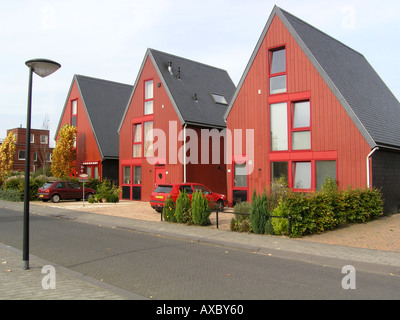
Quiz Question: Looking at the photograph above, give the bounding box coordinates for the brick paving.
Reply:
[0,244,130,300]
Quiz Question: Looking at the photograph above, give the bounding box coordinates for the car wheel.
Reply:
[216,200,224,212]
[86,193,94,200]
[51,194,61,203]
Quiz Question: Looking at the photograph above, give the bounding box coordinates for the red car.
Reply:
[150,183,227,212]
[37,181,96,203]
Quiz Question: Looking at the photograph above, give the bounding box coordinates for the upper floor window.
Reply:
[71,100,78,127]
[270,99,311,152]
[144,80,154,115]
[291,101,311,150]
[269,47,287,95]
[30,134,34,143]
[40,135,48,145]
[133,123,142,158]
[18,150,25,160]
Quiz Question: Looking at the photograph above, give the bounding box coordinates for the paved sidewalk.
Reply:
[0,243,145,300]
[1,200,400,299]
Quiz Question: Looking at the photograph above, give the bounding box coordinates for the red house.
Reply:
[118,49,236,201]
[224,6,400,214]
[55,75,132,182]
[4,127,53,173]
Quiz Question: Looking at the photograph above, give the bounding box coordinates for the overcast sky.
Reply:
[1,0,399,145]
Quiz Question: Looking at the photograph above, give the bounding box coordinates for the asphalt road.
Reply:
[0,207,399,300]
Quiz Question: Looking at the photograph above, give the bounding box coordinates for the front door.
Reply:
[155,166,166,186]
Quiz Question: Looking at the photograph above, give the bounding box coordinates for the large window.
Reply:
[293,162,312,190]
[270,103,288,151]
[270,100,311,152]
[269,47,287,95]
[133,166,141,185]
[123,166,131,184]
[270,160,337,191]
[143,121,153,157]
[271,162,288,183]
[316,160,336,190]
[292,101,311,150]
[133,123,142,158]
[71,100,77,127]
[144,80,154,115]
[133,121,153,158]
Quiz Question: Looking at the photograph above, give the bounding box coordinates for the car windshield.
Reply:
[41,182,53,189]
[154,185,173,193]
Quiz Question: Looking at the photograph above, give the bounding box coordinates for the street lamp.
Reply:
[23,59,61,270]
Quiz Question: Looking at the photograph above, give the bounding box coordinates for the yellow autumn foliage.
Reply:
[50,124,77,178]
[0,132,16,185]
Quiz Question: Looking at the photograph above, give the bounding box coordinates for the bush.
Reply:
[271,200,290,235]
[4,175,48,201]
[3,175,24,191]
[270,179,384,237]
[95,179,120,203]
[191,191,211,226]
[175,190,192,224]
[270,176,289,210]
[230,201,251,232]
[163,196,176,222]
[250,190,270,234]
[0,189,22,202]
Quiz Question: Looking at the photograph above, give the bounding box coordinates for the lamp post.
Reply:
[23,59,61,270]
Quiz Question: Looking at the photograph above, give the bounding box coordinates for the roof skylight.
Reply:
[211,93,228,105]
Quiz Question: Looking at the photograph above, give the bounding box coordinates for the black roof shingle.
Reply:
[225,6,400,149]
[56,75,133,159]
[119,49,236,131]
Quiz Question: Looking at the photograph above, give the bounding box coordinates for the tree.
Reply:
[51,124,77,178]
[0,131,16,185]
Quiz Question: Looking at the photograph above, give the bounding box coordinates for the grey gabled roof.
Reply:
[225,6,400,149]
[119,49,236,132]
[56,75,133,159]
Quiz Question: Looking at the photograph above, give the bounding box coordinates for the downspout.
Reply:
[183,124,187,183]
[367,147,379,189]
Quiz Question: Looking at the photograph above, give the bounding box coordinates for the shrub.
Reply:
[271,200,290,235]
[250,190,270,234]
[269,176,289,210]
[230,201,251,232]
[175,190,192,224]
[163,196,176,222]
[0,189,21,202]
[270,178,384,237]
[95,179,120,203]
[337,187,383,223]
[3,175,24,191]
[191,191,211,226]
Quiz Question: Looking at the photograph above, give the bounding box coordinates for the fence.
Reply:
[215,209,292,236]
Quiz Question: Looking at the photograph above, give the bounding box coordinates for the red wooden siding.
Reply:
[119,56,184,201]
[119,55,228,201]
[57,80,102,177]
[226,14,371,204]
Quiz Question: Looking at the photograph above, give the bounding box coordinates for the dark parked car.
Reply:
[37,181,96,203]
[150,182,227,212]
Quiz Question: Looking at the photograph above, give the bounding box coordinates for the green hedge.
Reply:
[271,182,383,237]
